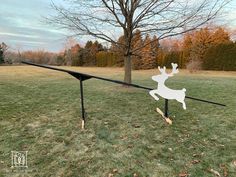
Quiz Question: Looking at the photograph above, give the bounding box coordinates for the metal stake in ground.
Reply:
[79,77,85,129]
[165,99,168,117]
[156,99,172,125]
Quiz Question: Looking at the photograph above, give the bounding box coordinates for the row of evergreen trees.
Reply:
[57,27,235,70]
[57,41,106,66]
[160,27,236,71]
[57,31,160,69]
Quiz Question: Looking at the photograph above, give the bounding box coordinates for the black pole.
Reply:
[164,99,168,117]
[79,78,85,123]
[22,61,226,107]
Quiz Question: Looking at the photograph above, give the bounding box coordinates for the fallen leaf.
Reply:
[191,160,200,164]
[132,124,140,128]
[192,154,202,157]
[120,136,128,140]
[112,169,118,173]
[218,144,225,147]
[179,172,188,177]
[112,145,118,149]
[207,169,221,177]
[233,160,236,167]
[108,173,113,177]
[220,164,228,177]
[133,134,139,139]
[127,144,133,148]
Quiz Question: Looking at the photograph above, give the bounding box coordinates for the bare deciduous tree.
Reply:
[49,0,230,84]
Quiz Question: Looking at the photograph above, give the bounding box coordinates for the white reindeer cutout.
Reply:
[149,63,186,110]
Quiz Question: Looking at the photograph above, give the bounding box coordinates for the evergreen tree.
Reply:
[110,36,125,66]
[84,40,104,66]
[151,35,159,65]
[85,41,93,49]
[0,42,8,64]
[212,27,231,44]
[141,34,157,69]
[182,33,193,67]
[190,28,213,62]
[132,30,143,69]
[203,42,236,70]
[0,44,4,64]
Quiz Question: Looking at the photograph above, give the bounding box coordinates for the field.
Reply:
[0,66,236,177]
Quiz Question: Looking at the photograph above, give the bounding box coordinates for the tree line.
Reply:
[1,27,235,71]
[57,27,236,71]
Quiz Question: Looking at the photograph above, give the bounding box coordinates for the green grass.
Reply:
[0,66,236,177]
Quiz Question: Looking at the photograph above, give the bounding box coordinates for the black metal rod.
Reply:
[21,61,226,107]
[21,61,151,90]
[164,99,168,117]
[79,78,85,122]
[185,96,225,106]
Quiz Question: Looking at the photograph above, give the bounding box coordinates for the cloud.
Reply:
[0,0,67,52]
[0,32,39,39]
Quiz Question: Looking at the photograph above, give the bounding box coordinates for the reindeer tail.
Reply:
[183,88,186,92]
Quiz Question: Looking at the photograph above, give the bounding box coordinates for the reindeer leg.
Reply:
[179,100,186,110]
[177,98,187,110]
[149,90,159,101]
[182,101,186,110]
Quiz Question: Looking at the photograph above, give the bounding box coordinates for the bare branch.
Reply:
[47,0,231,83]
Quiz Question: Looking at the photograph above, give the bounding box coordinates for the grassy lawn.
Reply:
[0,66,236,177]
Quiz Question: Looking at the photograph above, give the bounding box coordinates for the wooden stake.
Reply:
[81,120,85,130]
[156,107,172,125]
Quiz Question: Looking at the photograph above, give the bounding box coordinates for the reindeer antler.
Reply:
[168,63,179,76]
[158,66,166,74]
[158,63,178,76]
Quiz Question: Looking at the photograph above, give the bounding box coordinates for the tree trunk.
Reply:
[124,54,132,84]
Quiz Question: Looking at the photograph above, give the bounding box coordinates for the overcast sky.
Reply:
[0,0,236,52]
[0,0,69,52]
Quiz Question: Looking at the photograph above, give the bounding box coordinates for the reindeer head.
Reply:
[152,63,179,83]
